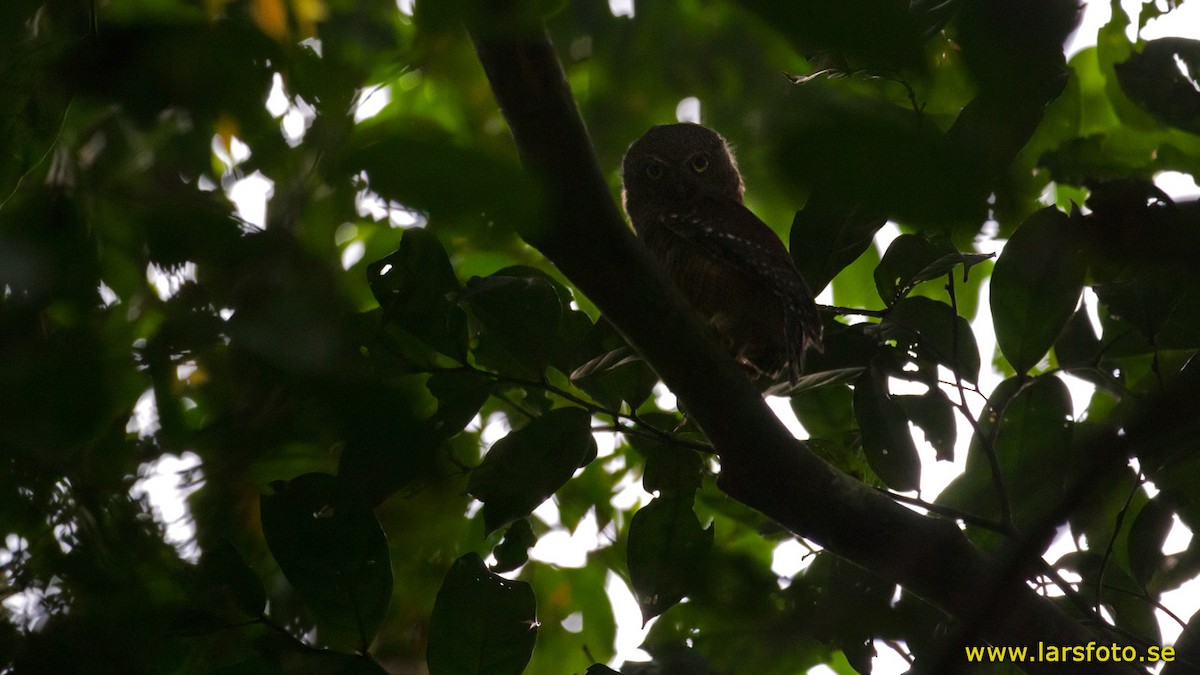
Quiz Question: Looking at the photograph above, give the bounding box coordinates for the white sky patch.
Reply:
[227,171,274,229]
[561,610,584,633]
[130,452,204,562]
[300,37,322,57]
[1156,171,1200,200]
[146,262,197,301]
[608,0,634,18]
[766,395,806,438]
[770,538,814,579]
[606,571,652,666]
[97,281,119,307]
[1163,515,1193,556]
[529,509,603,568]
[1067,0,1144,56]
[651,382,677,410]
[480,414,511,448]
[266,73,316,146]
[211,134,252,171]
[396,0,414,16]
[281,99,316,146]
[354,85,392,123]
[610,464,653,512]
[872,220,902,254]
[266,73,289,117]
[354,185,428,228]
[1,557,60,633]
[341,240,366,270]
[1141,1,1200,41]
[675,96,701,123]
[1160,573,1200,646]
[127,388,161,438]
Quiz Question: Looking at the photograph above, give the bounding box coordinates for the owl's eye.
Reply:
[690,154,710,173]
[645,162,664,179]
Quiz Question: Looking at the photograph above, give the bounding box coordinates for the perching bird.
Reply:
[621,123,823,383]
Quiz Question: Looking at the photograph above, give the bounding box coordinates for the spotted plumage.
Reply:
[621,123,822,383]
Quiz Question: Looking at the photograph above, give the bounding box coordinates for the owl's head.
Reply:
[621,123,745,222]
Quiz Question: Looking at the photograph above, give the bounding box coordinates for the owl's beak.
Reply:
[675,176,697,201]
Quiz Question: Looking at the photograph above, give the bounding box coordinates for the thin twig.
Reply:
[946,271,1014,531]
[819,304,887,319]
[878,488,1009,533]
[426,364,715,455]
[1094,469,1144,616]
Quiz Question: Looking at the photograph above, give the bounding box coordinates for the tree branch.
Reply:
[465,9,1144,673]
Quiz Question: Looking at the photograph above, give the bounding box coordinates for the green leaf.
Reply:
[259,473,392,650]
[569,344,657,410]
[1053,306,1102,370]
[367,229,468,363]
[881,296,981,384]
[467,407,595,534]
[853,366,921,492]
[427,553,537,675]
[463,274,563,378]
[940,376,1074,532]
[790,193,886,294]
[790,383,855,441]
[491,518,536,574]
[896,391,957,462]
[627,496,714,622]
[1114,38,1200,135]
[198,538,267,618]
[991,207,1086,373]
[874,234,994,306]
[333,382,442,507]
[1055,551,1161,644]
[634,437,704,498]
[1127,497,1173,587]
[427,369,492,437]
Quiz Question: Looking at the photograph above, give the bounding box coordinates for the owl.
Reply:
[621,123,822,383]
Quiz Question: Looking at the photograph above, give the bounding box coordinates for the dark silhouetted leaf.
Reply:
[427,369,493,437]
[633,436,704,499]
[367,229,468,363]
[875,234,994,306]
[260,473,392,650]
[940,376,1075,532]
[881,296,981,384]
[467,407,595,534]
[1053,306,1102,369]
[1115,38,1200,135]
[790,383,854,441]
[492,518,536,574]
[1128,497,1173,587]
[853,365,921,492]
[628,496,713,622]
[427,553,537,675]
[991,207,1086,373]
[463,274,563,378]
[896,391,957,462]
[790,194,886,294]
[198,538,266,618]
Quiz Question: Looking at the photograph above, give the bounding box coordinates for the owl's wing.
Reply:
[662,200,823,380]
